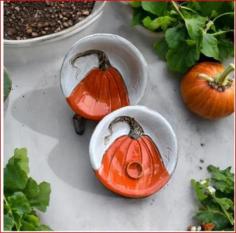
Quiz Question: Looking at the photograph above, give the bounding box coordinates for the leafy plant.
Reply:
[191,165,234,231]
[4,148,52,231]
[130,1,234,73]
[4,69,12,101]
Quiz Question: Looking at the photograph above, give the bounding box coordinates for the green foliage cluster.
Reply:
[191,165,234,231]
[4,148,52,231]
[131,1,234,73]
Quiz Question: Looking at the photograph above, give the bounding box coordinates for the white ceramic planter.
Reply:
[4,2,106,66]
[60,33,148,109]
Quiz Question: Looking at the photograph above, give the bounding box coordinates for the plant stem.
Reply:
[212,12,234,23]
[108,116,144,140]
[211,30,234,36]
[171,1,185,21]
[216,63,235,85]
[179,5,198,14]
[204,20,214,33]
[4,195,17,230]
[70,49,111,70]
[198,73,214,82]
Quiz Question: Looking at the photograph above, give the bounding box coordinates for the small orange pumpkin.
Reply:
[181,62,234,119]
[67,50,129,121]
[96,116,170,198]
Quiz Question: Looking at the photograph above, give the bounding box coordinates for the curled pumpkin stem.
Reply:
[107,116,144,140]
[70,49,111,70]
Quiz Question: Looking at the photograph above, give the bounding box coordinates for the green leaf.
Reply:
[142,16,176,31]
[207,165,234,194]
[141,2,169,16]
[21,214,41,231]
[37,224,53,231]
[9,148,29,174]
[166,41,199,73]
[215,197,233,211]
[129,1,141,8]
[195,209,229,230]
[200,32,219,60]
[7,192,31,217]
[184,15,207,40]
[191,179,208,202]
[4,214,15,231]
[154,39,169,60]
[29,182,51,212]
[4,69,12,101]
[24,177,40,199]
[218,39,234,61]
[165,25,186,48]
[4,148,29,191]
[4,165,28,192]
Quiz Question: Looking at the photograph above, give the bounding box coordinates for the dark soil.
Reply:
[4,1,95,40]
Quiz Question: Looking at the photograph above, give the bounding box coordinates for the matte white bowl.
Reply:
[89,106,178,177]
[60,33,148,107]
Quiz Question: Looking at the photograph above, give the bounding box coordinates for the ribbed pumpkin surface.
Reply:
[96,135,170,198]
[67,67,129,121]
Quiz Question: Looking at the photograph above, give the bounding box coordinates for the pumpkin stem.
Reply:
[216,63,235,86]
[108,116,144,140]
[70,49,111,70]
[198,73,214,82]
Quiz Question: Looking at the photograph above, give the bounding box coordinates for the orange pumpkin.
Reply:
[67,50,129,121]
[181,62,234,119]
[96,116,170,198]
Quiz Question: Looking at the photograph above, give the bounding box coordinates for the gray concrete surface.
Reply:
[4,3,234,231]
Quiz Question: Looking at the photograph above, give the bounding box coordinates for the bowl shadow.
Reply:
[11,86,115,197]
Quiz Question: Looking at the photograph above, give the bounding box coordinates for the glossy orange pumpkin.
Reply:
[67,50,129,121]
[96,116,170,198]
[181,62,234,119]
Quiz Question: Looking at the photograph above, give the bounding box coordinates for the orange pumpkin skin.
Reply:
[67,50,129,121]
[181,62,234,120]
[96,117,170,198]
[67,67,129,121]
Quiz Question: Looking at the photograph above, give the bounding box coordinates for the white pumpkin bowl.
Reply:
[89,106,178,178]
[60,33,148,105]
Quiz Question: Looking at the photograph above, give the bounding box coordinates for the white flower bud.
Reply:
[200,179,207,185]
[207,186,216,194]
[197,226,202,231]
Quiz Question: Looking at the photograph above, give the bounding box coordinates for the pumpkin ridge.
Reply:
[107,137,130,175]
[121,139,134,175]
[74,71,101,116]
[105,73,112,113]
[90,71,104,116]
[199,89,219,117]
[139,137,155,178]
[110,68,129,106]
[101,136,126,177]
[96,72,106,113]
[184,85,210,107]
[106,69,122,108]
[143,136,166,168]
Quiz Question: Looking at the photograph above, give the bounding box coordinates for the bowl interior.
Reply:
[60,34,148,105]
[89,106,178,176]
